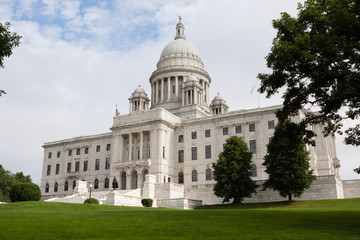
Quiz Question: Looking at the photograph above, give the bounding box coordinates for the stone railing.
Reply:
[114,159,151,169]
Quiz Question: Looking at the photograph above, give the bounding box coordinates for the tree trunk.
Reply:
[288,194,292,201]
[233,198,241,204]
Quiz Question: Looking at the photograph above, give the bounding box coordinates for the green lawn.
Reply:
[0,199,360,240]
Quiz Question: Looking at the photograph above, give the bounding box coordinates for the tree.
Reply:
[0,22,22,97]
[262,118,316,201]
[258,0,360,147]
[212,136,257,204]
[10,183,41,202]
[0,165,32,202]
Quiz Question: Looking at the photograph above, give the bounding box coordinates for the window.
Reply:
[83,160,88,172]
[45,183,49,193]
[105,157,110,169]
[47,165,51,175]
[178,150,184,163]
[223,143,226,151]
[223,127,229,135]
[96,145,101,152]
[172,85,175,93]
[179,85,182,93]
[192,170,198,182]
[249,123,255,132]
[75,161,80,172]
[95,159,100,170]
[84,147,89,154]
[235,125,242,134]
[72,181,76,189]
[48,152,52,159]
[64,181,68,191]
[54,182,58,192]
[68,149,72,156]
[191,147,197,160]
[206,169,212,181]
[121,171,126,190]
[163,146,165,158]
[76,148,80,155]
[249,140,256,153]
[67,162,71,173]
[191,131,197,139]
[205,129,211,138]
[106,144,111,151]
[94,179,99,189]
[268,120,275,129]
[178,172,184,184]
[251,164,257,177]
[57,151,61,158]
[104,178,109,188]
[205,145,211,159]
[131,171,138,189]
[178,135,184,143]
[55,164,60,175]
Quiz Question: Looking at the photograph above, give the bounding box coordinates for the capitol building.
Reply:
[40,20,360,208]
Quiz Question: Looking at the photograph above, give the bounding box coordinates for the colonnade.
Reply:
[129,99,149,112]
[113,131,151,162]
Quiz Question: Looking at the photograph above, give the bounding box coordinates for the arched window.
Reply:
[94,179,99,189]
[64,181,68,191]
[131,170,138,189]
[54,182,58,192]
[72,180,76,189]
[121,171,126,190]
[251,164,257,177]
[45,183,49,193]
[206,169,212,181]
[142,169,148,183]
[192,170,197,182]
[178,172,184,184]
[104,178,109,188]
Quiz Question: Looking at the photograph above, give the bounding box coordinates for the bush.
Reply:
[10,183,41,202]
[141,198,153,207]
[84,198,99,204]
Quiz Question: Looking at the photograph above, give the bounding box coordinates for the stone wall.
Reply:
[343,179,360,198]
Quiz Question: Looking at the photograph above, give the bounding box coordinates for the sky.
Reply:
[0,0,359,185]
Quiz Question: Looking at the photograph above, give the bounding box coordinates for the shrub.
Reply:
[10,183,41,202]
[84,198,99,204]
[141,198,153,207]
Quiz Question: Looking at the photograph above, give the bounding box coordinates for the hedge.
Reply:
[10,183,41,202]
[141,198,153,207]
[84,198,99,204]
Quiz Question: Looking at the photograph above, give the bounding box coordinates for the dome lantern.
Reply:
[175,16,185,40]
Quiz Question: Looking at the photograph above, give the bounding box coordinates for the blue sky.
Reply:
[0,0,359,184]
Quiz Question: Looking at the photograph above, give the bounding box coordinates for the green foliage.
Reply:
[258,0,360,147]
[0,165,32,202]
[141,198,153,207]
[10,183,41,202]
[263,119,316,201]
[212,136,257,203]
[84,198,99,204]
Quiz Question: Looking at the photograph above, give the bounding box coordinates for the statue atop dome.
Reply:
[178,15,182,23]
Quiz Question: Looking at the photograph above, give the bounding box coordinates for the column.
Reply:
[194,90,197,105]
[155,80,159,103]
[151,83,154,105]
[182,87,185,105]
[206,83,209,104]
[126,172,131,190]
[175,76,179,99]
[190,90,192,105]
[118,135,124,162]
[128,133,133,161]
[161,78,164,101]
[167,77,171,100]
[129,102,131,113]
[140,131,143,160]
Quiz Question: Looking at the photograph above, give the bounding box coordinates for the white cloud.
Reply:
[59,0,81,20]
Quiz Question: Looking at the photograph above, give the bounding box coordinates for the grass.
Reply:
[0,199,359,239]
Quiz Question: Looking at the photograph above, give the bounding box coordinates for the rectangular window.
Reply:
[178,135,184,143]
[163,146,165,158]
[223,127,229,135]
[235,125,242,134]
[96,145,101,152]
[47,165,51,175]
[205,145,211,159]
[76,148,80,155]
[48,152,52,159]
[55,164,60,175]
[191,147,197,160]
[68,149,72,156]
[205,129,211,138]
[84,147,89,154]
[95,159,100,170]
[249,123,255,132]
[172,85,175,93]
[249,140,256,153]
[57,151,61,158]
[83,160,88,172]
[105,157,110,169]
[191,131,197,139]
[268,120,275,129]
[67,162,71,173]
[106,144,111,151]
[178,150,184,163]
[223,143,226,151]
[75,161,80,172]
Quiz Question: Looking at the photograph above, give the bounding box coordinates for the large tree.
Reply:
[258,0,360,148]
[0,22,22,97]
[262,119,316,201]
[212,136,258,204]
[0,165,32,202]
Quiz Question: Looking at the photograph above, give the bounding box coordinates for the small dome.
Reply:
[134,85,145,94]
[213,92,225,101]
[129,85,149,100]
[211,93,228,106]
